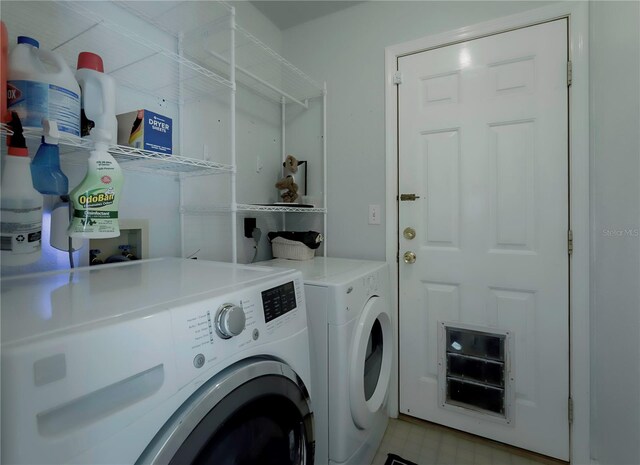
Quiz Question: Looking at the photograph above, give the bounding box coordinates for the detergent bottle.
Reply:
[75,52,117,143]
[8,36,81,137]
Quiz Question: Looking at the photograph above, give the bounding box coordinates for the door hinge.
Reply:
[567,61,573,87]
[393,71,403,85]
[396,251,399,263]
[568,397,574,424]
[568,229,574,256]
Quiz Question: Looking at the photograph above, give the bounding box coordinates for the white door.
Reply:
[398,20,569,459]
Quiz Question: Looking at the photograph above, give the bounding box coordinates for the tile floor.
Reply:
[371,417,566,465]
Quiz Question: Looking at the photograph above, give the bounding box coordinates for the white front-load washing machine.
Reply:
[262,258,393,465]
[1,258,314,465]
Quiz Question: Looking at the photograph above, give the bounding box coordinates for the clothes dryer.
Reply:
[262,258,393,465]
[1,258,314,465]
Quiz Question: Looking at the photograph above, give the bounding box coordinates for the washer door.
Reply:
[137,358,314,465]
[349,295,393,429]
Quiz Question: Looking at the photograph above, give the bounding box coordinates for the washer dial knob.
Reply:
[215,303,246,339]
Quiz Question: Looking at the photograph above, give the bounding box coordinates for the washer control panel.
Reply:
[170,274,305,386]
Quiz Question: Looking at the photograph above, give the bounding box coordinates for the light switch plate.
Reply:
[369,205,381,225]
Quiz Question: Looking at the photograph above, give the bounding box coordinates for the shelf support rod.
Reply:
[323,82,327,257]
[230,8,238,263]
[282,96,287,231]
[203,48,309,109]
[178,33,186,258]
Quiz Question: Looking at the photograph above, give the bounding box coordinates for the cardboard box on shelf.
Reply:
[117,109,172,154]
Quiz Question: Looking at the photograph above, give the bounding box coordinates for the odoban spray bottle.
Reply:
[68,51,122,239]
[68,129,122,238]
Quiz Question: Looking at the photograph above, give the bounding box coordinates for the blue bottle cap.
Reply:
[17,36,39,48]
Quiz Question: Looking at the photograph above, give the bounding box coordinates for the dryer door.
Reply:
[137,359,314,465]
[349,295,393,429]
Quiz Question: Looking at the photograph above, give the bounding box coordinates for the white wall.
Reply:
[282,1,640,462]
[283,1,550,260]
[589,2,640,464]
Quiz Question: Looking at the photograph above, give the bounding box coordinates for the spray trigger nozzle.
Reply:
[42,119,60,145]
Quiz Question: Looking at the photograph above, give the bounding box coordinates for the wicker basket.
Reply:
[271,236,315,260]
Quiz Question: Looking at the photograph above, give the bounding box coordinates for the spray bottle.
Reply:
[67,132,123,239]
[1,112,43,265]
[68,52,122,239]
[31,119,68,195]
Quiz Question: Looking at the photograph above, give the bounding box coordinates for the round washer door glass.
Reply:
[138,360,314,465]
[349,295,393,429]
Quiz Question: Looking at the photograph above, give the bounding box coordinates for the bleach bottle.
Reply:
[7,36,81,137]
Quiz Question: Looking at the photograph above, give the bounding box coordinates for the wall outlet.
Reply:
[369,205,381,225]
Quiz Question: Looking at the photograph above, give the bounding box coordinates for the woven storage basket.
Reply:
[271,236,315,260]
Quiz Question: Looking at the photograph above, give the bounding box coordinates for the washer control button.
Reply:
[253,328,260,340]
[193,353,205,369]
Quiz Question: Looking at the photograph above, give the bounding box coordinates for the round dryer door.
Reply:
[138,359,314,465]
[349,295,393,429]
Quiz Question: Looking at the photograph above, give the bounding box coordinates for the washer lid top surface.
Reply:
[262,257,386,287]
[1,258,295,346]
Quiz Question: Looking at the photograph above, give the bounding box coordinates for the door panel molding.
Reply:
[385,3,589,463]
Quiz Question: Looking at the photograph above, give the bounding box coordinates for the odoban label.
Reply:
[77,187,116,209]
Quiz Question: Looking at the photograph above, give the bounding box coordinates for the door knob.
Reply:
[403,251,416,264]
[403,227,416,240]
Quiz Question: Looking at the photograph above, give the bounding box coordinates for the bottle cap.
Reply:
[17,36,39,48]
[8,146,28,157]
[77,52,104,73]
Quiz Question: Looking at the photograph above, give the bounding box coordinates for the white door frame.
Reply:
[384,3,589,463]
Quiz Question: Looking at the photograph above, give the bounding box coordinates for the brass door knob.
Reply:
[403,251,417,264]
[403,227,416,240]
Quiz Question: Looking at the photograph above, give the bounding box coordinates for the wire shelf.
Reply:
[1,125,233,177]
[237,204,326,213]
[180,205,326,214]
[117,0,323,106]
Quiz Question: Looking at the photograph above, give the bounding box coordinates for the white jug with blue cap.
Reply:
[7,35,81,137]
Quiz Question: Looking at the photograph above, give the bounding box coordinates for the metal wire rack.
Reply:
[1,124,233,177]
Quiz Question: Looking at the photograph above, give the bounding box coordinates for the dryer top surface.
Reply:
[260,257,387,287]
[1,258,297,346]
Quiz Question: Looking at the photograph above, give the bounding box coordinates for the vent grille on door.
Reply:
[439,324,513,423]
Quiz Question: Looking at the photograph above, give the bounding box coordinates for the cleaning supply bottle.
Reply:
[1,22,9,123]
[1,112,43,265]
[8,36,81,137]
[31,119,69,195]
[75,52,117,143]
[68,51,122,239]
[67,138,123,239]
